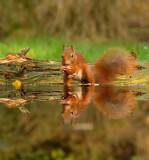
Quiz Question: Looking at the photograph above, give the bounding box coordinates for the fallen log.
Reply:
[0,48,63,84]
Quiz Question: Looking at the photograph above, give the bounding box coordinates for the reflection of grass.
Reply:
[0,36,148,61]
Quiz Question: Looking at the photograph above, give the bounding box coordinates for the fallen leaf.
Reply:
[12,80,22,89]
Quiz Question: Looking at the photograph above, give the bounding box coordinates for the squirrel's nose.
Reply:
[64,60,71,65]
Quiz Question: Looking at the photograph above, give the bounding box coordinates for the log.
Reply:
[0,48,63,84]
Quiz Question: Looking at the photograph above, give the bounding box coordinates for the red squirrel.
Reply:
[61,45,137,85]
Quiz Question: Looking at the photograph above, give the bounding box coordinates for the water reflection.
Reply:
[93,86,137,119]
[0,83,148,122]
[61,85,94,124]
[61,85,147,122]
[0,84,63,113]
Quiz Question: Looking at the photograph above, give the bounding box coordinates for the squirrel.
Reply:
[61,45,137,85]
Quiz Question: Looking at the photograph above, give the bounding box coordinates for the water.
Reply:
[0,83,149,159]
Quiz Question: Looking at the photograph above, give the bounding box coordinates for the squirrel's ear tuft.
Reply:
[62,44,65,51]
[71,44,74,52]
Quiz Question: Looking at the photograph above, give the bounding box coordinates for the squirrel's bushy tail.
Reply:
[94,48,137,83]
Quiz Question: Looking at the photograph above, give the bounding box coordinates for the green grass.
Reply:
[0,36,149,61]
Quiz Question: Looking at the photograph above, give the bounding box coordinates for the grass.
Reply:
[0,36,149,62]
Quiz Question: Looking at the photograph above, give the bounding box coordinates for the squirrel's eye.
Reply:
[62,55,63,58]
[71,112,73,115]
[71,54,74,58]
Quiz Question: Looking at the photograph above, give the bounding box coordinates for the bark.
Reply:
[0,48,62,84]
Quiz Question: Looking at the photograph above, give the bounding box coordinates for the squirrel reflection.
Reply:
[93,86,137,119]
[61,85,94,124]
[61,85,140,123]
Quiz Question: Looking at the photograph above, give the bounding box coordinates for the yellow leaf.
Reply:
[12,80,22,89]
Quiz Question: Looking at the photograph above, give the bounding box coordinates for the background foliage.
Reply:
[0,0,149,41]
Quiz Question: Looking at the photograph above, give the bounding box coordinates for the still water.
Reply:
[0,83,149,159]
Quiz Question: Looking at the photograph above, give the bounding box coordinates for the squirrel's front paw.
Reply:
[65,65,72,71]
[61,65,66,72]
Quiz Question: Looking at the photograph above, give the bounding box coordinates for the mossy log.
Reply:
[0,48,62,84]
